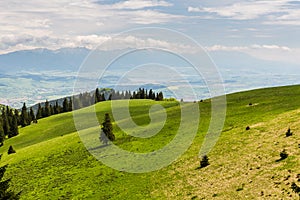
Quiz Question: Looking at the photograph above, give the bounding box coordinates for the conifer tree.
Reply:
[20,103,28,127]
[68,98,73,112]
[63,98,69,113]
[101,113,115,142]
[0,154,21,199]
[44,100,50,117]
[2,110,10,136]
[26,111,31,126]
[49,105,54,116]
[95,88,101,103]
[7,145,16,154]
[0,118,4,146]
[29,108,35,123]
[54,101,60,114]
[200,155,210,168]
[36,103,42,119]
[8,115,18,138]
[14,110,20,126]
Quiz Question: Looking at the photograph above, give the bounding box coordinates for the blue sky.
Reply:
[1,0,300,66]
[1,0,300,107]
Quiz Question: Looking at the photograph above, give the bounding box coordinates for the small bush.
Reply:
[286,128,293,137]
[280,149,288,160]
[200,155,209,168]
[246,126,250,131]
[249,103,252,106]
[8,145,16,154]
[291,182,300,196]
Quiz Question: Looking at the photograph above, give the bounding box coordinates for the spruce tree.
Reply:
[200,155,210,168]
[54,101,59,114]
[0,118,5,146]
[2,110,10,136]
[7,146,16,154]
[26,111,31,126]
[63,98,69,113]
[68,98,73,112]
[49,105,54,116]
[36,103,42,119]
[0,155,21,199]
[8,116,18,138]
[14,110,20,126]
[95,88,101,103]
[44,100,50,117]
[101,113,115,142]
[20,103,28,127]
[29,108,36,123]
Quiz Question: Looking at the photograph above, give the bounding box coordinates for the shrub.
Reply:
[291,182,300,196]
[286,128,292,137]
[0,154,21,199]
[200,155,209,168]
[8,145,16,155]
[280,149,288,160]
[246,126,250,131]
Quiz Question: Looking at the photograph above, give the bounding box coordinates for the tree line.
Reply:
[35,88,164,120]
[0,107,19,146]
[0,88,164,146]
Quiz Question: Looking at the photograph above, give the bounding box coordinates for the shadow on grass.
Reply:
[275,157,288,162]
[88,144,110,151]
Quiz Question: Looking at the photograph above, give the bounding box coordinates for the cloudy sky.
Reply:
[1,0,300,65]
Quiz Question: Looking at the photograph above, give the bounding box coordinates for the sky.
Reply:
[1,0,300,66]
[2,0,300,108]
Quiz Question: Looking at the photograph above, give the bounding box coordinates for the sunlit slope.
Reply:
[0,85,300,199]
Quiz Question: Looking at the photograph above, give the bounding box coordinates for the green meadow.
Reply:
[1,85,300,199]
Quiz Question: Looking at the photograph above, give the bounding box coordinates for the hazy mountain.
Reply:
[0,47,90,73]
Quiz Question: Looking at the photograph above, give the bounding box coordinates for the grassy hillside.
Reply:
[1,85,300,199]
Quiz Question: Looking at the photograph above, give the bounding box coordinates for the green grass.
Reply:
[1,85,300,199]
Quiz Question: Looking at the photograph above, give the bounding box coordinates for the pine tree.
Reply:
[54,101,60,114]
[44,100,50,117]
[2,110,10,136]
[101,113,115,142]
[49,105,54,116]
[68,98,73,112]
[280,149,288,160]
[63,98,69,113]
[156,92,164,101]
[286,128,292,137]
[20,103,28,127]
[36,103,42,119]
[200,155,210,168]
[14,110,20,126]
[29,108,35,123]
[7,146,16,154]
[95,88,101,103]
[8,115,18,138]
[26,111,31,126]
[0,118,5,146]
[0,155,21,199]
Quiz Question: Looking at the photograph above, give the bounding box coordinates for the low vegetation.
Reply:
[0,85,299,199]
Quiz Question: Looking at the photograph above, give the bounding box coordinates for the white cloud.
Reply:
[111,0,173,10]
[206,44,300,64]
[0,0,184,54]
[188,0,300,24]
[0,33,199,55]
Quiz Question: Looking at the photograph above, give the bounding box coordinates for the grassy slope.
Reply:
[0,85,300,199]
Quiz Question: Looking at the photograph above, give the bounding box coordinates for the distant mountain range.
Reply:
[1,47,299,74]
[0,47,90,73]
[1,47,300,108]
